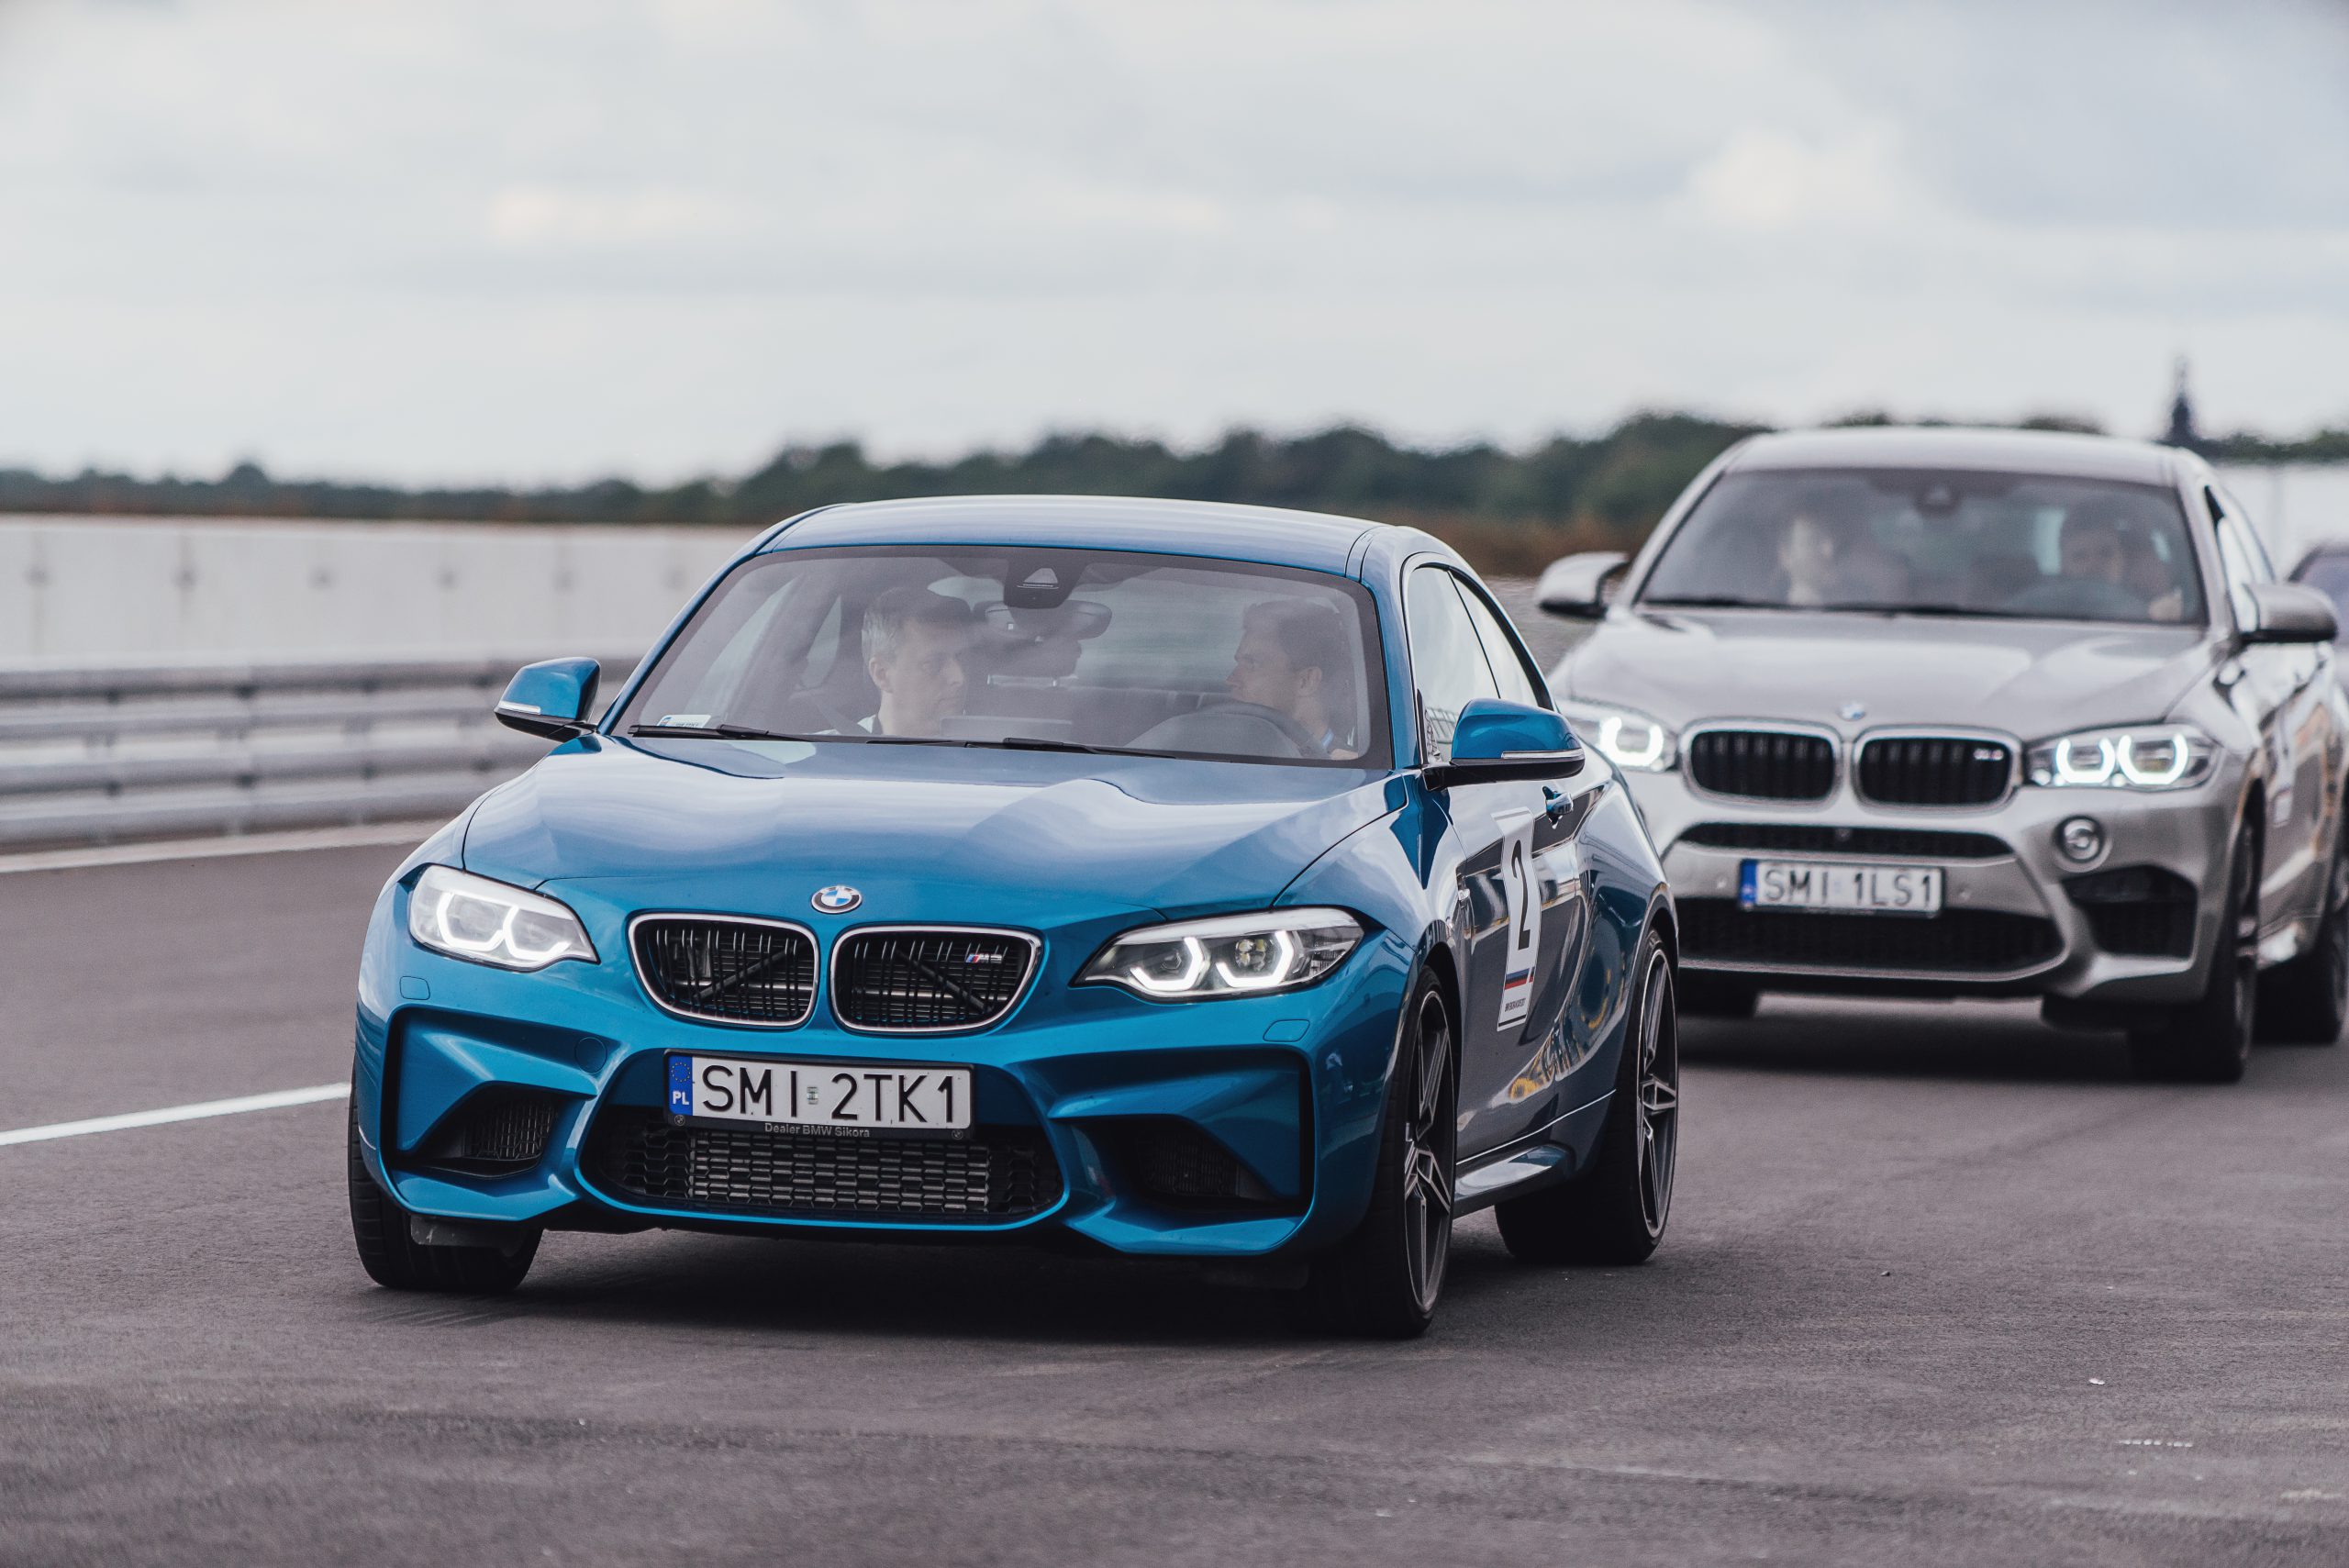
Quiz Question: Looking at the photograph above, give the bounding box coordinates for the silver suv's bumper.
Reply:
[1626,761,2241,1001]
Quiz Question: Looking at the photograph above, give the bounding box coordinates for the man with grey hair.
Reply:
[861,585,974,737]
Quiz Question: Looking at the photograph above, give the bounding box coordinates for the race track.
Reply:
[5,844,2347,1566]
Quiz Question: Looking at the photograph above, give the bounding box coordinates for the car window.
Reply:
[2209,489,2268,628]
[1405,564,1501,764]
[1453,578,1546,709]
[1639,468,2206,626]
[619,546,1389,768]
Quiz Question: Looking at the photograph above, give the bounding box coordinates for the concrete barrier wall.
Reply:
[0,517,749,663]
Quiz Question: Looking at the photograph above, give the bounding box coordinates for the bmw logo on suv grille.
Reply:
[811,884,863,914]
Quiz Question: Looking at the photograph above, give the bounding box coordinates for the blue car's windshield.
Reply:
[1641,469,2208,626]
[618,546,1391,768]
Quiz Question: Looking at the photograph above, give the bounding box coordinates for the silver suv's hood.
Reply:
[1558,609,2218,739]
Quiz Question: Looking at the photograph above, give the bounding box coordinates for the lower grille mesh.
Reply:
[590,1108,1058,1221]
[1680,898,2061,975]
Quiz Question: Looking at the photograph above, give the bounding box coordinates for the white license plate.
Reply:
[668,1054,973,1135]
[1740,859,1943,915]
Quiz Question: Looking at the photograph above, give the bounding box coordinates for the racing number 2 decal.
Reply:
[1495,808,1542,1027]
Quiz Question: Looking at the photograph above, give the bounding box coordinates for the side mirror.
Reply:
[2243,583,2339,645]
[1536,551,1629,619]
[1426,698,1585,789]
[495,657,602,740]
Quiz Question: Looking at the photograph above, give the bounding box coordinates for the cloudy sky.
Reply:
[2,0,2344,484]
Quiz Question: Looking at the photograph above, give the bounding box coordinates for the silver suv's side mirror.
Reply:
[1536,552,1629,619]
[2243,583,2339,645]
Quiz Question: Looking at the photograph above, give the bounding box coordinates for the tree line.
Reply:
[3,411,2341,573]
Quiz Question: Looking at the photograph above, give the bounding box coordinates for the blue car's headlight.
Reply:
[2024,725,2216,792]
[408,865,597,971]
[1078,908,1364,1000]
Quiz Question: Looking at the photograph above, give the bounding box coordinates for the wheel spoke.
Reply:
[1642,1075,1677,1117]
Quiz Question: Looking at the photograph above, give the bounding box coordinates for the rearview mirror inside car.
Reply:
[496,657,602,740]
[2243,583,2339,645]
[1535,551,1629,618]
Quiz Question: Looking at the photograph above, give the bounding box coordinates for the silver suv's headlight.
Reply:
[2024,726,2216,792]
[1560,702,1677,772]
[408,865,597,971]
[1077,908,1364,999]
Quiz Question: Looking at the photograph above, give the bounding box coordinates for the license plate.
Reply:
[1740,859,1943,915]
[668,1054,973,1137]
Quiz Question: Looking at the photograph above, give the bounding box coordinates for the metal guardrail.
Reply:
[0,653,633,851]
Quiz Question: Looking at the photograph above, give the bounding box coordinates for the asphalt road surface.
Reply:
[6,844,2349,1567]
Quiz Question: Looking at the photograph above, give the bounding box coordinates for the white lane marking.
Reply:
[0,822,436,876]
[0,1083,349,1148]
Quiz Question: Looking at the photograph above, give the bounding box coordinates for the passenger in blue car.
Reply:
[859,586,975,737]
[1228,598,1360,760]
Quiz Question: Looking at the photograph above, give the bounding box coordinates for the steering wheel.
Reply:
[1200,699,1319,756]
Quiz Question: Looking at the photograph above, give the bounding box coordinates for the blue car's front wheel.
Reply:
[347,1096,540,1294]
[1302,972,1456,1338]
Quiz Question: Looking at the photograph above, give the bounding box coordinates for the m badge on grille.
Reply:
[811,884,863,914]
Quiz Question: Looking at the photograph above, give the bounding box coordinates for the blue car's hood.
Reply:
[462,737,1400,924]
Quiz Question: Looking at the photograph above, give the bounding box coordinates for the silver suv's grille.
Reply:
[1854,736,2013,807]
[1686,729,1836,801]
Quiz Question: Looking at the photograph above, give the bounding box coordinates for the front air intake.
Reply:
[830,927,1038,1032]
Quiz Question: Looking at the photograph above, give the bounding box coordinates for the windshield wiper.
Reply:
[973,735,1121,755]
[627,722,808,741]
[1641,595,1770,609]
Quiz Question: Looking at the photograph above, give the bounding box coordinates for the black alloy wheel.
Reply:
[2131,821,2260,1083]
[1303,973,1456,1338]
[1497,926,1678,1264]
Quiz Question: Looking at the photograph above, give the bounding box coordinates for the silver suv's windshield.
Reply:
[618,546,1390,767]
[1639,468,2207,626]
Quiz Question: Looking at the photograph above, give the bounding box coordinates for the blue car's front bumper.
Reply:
[353,872,1416,1262]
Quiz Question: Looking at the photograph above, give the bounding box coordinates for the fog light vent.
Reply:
[2064,864,2196,958]
[422,1090,560,1173]
[1113,1120,1277,1207]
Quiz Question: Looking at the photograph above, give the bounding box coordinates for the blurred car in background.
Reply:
[2290,543,2349,648]
[1539,428,2348,1081]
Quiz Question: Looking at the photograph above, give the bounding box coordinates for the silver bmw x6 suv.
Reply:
[1542,427,2348,1081]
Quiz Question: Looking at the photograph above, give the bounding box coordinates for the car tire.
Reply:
[347,1095,540,1293]
[2256,831,2349,1046]
[2129,821,2259,1084]
[1496,926,1678,1266]
[1676,973,1758,1019]
[1301,972,1456,1339]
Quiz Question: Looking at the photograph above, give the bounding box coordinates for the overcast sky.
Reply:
[2,0,2344,484]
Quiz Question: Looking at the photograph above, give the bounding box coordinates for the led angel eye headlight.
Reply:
[1561,704,1676,772]
[1079,909,1364,1000]
[2027,727,2212,793]
[407,865,597,972]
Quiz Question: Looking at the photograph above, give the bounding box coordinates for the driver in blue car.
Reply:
[1227,598,1360,760]
[860,586,975,737]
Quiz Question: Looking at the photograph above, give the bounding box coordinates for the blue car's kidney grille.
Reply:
[591,1108,1057,1221]
[1687,730,1836,801]
[1855,736,2013,807]
[832,929,1035,1032]
[633,917,818,1027]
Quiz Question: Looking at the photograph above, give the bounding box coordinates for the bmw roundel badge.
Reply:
[811,884,863,914]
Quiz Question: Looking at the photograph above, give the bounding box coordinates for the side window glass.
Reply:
[2217,487,2276,581]
[1405,565,1501,764]
[2208,490,2259,628]
[1453,579,1547,709]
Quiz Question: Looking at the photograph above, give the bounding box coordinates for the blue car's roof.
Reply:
[762,495,1387,575]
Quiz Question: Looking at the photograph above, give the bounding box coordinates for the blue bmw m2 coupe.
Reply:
[349,497,1679,1334]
